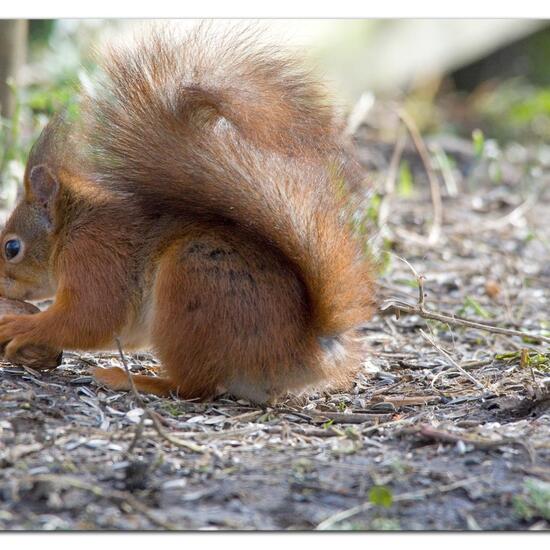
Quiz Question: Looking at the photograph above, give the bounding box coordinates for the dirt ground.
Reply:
[0,122,549,531]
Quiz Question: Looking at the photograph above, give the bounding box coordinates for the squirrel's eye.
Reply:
[5,239,22,261]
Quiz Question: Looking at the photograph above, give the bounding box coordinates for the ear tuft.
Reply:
[28,164,59,211]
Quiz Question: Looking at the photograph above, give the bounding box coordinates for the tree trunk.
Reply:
[0,20,28,120]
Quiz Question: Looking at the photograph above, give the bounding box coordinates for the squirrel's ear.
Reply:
[28,164,60,215]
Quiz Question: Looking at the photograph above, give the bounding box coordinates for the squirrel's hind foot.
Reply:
[92,366,176,397]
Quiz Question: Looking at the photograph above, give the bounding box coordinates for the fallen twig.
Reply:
[310,411,394,425]
[421,329,486,391]
[360,412,429,436]
[115,339,207,454]
[381,299,550,346]
[381,255,550,346]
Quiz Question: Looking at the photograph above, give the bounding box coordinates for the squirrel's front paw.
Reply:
[0,315,63,369]
[6,344,62,370]
[0,314,40,359]
[0,314,37,345]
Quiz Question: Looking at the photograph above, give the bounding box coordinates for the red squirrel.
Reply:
[0,25,375,403]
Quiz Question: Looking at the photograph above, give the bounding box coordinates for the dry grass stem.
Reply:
[395,107,443,246]
[116,338,207,454]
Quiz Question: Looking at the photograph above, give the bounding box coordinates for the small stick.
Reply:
[126,412,146,456]
[115,338,207,454]
[383,254,550,345]
[380,299,550,346]
[311,412,394,425]
[420,329,486,391]
[360,411,428,436]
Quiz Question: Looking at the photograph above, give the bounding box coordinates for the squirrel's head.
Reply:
[0,164,59,301]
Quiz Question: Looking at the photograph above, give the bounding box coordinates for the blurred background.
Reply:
[1,19,550,211]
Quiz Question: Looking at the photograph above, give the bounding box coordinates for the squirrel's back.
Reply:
[76,24,376,386]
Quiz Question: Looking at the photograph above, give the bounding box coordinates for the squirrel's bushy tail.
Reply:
[80,23,375,337]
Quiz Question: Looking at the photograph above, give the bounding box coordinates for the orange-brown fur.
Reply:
[0,24,375,403]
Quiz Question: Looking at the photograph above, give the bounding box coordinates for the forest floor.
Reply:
[0,112,549,531]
